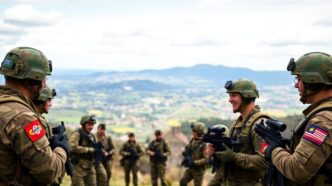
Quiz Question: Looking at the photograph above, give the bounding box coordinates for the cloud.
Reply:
[0,20,26,35]
[4,4,63,26]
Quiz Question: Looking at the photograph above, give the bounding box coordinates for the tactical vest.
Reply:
[289,101,332,185]
[228,111,270,181]
[74,129,97,160]
[149,139,168,162]
[0,95,44,185]
[188,138,206,167]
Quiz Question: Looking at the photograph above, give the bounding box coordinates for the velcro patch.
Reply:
[260,142,268,154]
[24,120,45,142]
[303,125,328,145]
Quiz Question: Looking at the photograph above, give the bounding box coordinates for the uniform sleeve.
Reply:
[234,119,269,170]
[108,136,116,155]
[272,113,332,184]
[70,131,94,154]
[146,141,153,154]
[163,141,171,157]
[194,143,210,166]
[137,144,144,157]
[11,112,66,184]
[120,143,130,156]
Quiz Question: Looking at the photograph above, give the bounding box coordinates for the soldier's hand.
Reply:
[205,143,215,156]
[87,147,95,154]
[215,144,236,163]
[263,142,279,161]
[55,134,71,157]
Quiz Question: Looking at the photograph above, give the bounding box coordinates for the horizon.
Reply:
[1,0,331,71]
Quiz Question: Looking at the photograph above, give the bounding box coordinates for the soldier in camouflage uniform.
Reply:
[206,79,269,186]
[120,133,144,186]
[206,124,229,186]
[146,130,171,186]
[34,86,56,137]
[261,52,332,185]
[70,115,107,186]
[0,47,69,185]
[179,122,210,186]
[96,123,116,185]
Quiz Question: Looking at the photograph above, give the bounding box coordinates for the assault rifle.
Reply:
[50,121,73,177]
[151,145,165,163]
[255,119,289,186]
[181,146,194,168]
[79,130,107,166]
[202,126,241,173]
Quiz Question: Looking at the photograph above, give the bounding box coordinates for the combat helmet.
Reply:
[224,79,259,98]
[287,52,332,85]
[191,122,206,135]
[0,47,52,80]
[37,86,56,102]
[80,115,97,126]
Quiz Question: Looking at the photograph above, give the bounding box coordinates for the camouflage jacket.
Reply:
[226,105,269,181]
[185,137,209,168]
[0,86,66,185]
[147,138,171,163]
[272,97,332,185]
[120,141,144,162]
[96,133,116,160]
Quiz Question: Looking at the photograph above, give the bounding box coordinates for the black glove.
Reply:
[52,134,71,157]
[264,141,280,161]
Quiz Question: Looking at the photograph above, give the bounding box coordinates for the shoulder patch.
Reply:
[303,125,328,145]
[24,120,45,142]
[260,142,268,154]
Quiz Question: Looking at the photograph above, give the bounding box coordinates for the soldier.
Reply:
[120,133,144,186]
[261,52,332,185]
[206,79,269,186]
[34,86,56,137]
[96,123,116,185]
[0,47,69,185]
[206,124,229,186]
[146,130,171,186]
[70,115,107,186]
[179,122,210,186]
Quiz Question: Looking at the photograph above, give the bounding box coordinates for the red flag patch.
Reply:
[260,142,268,154]
[24,120,45,142]
[303,125,328,145]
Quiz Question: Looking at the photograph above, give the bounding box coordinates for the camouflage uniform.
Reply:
[0,47,67,185]
[96,132,115,185]
[180,138,209,186]
[0,86,67,185]
[70,128,99,186]
[120,140,144,186]
[217,79,269,186]
[207,165,225,186]
[147,138,171,186]
[224,106,269,186]
[269,52,332,185]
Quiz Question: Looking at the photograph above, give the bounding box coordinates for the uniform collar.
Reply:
[303,97,332,116]
[0,85,39,113]
[235,105,260,127]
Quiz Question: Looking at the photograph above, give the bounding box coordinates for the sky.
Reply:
[0,0,331,71]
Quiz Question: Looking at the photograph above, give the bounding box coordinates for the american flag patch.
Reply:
[303,125,328,145]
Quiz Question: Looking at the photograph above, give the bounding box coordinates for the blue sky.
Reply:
[0,0,332,71]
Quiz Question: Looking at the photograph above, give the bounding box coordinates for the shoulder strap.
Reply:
[295,107,332,139]
[243,111,270,154]
[77,129,84,146]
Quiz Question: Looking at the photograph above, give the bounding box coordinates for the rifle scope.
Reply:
[266,119,287,132]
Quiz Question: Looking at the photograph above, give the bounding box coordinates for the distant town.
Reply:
[37,64,304,141]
